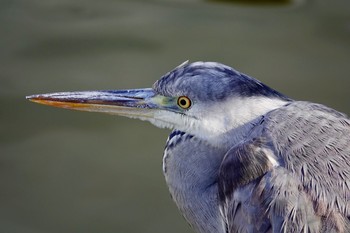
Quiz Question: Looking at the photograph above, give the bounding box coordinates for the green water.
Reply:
[1,0,349,232]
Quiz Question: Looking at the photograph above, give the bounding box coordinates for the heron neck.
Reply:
[163,132,228,233]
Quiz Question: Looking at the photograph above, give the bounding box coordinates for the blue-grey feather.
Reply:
[153,62,291,102]
[159,62,350,233]
[218,101,350,233]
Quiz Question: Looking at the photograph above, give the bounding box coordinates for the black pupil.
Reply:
[180,99,187,106]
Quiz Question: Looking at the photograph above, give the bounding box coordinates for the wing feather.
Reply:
[218,101,350,233]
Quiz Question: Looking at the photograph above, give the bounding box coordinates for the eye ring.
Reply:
[177,96,192,109]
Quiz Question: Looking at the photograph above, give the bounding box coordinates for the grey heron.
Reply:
[27,61,350,233]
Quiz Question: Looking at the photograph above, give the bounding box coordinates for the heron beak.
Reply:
[26,88,167,119]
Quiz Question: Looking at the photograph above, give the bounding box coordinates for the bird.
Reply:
[27,61,350,233]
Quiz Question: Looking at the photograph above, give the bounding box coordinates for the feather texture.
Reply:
[218,102,350,233]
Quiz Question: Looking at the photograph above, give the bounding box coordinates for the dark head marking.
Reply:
[153,61,291,102]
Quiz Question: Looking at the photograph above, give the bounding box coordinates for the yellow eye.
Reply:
[177,96,192,109]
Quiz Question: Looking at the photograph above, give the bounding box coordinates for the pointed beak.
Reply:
[26,88,164,119]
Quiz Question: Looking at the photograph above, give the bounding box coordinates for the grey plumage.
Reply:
[218,102,350,233]
[159,63,350,233]
[27,61,350,233]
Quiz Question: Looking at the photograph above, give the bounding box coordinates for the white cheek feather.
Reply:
[151,110,185,130]
[130,97,288,147]
[190,97,288,141]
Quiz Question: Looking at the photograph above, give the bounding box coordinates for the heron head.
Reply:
[27,61,290,142]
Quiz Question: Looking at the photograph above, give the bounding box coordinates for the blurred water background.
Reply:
[1,0,349,232]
